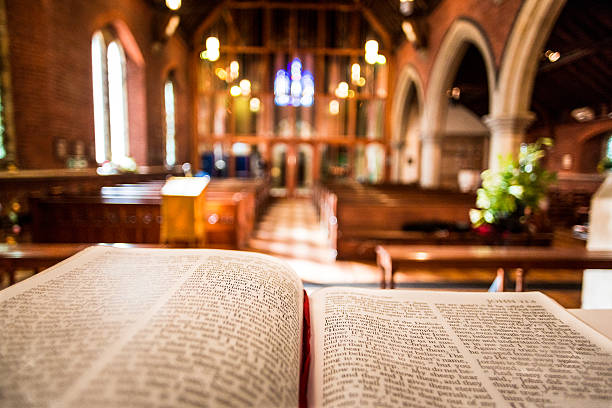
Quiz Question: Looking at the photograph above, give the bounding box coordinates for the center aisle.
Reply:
[247,198,382,287]
[246,198,582,307]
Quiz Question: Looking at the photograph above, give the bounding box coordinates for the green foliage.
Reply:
[470,138,556,228]
[598,157,612,173]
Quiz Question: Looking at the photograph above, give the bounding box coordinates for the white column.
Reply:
[419,133,442,188]
[483,112,535,171]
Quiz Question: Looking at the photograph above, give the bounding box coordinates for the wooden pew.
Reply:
[314,181,553,260]
[376,244,612,289]
[29,178,269,249]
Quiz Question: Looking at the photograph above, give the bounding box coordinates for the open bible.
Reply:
[1,246,611,407]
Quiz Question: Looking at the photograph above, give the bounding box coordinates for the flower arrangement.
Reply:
[470,138,556,232]
[598,156,612,173]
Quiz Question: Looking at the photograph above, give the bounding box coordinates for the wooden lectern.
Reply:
[160,176,209,247]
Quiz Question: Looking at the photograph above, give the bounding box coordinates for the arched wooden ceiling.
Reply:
[147,0,441,48]
[148,0,612,128]
[531,0,612,126]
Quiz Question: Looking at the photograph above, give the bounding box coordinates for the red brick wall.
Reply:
[146,34,192,167]
[529,119,612,174]
[5,0,191,169]
[394,0,523,91]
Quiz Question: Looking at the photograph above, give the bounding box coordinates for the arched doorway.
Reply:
[270,143,288,195]
[579,131,612,174]
[439,44,490,189]
[420,19,496,188]
[390,65,424,184]
[296,143,314,195]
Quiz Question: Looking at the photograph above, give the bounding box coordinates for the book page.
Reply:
[0,246,303,407]
[308,288,612,408]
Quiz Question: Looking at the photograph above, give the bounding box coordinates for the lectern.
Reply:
[160,176,209,246]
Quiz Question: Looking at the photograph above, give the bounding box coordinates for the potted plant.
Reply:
[470,138,556,239]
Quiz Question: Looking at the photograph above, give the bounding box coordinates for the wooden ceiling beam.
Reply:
[353,0,391,49]
[539,48,595,73]
[539,39,612,73]
[566,66,610,102]
[228,1,357,12]
[589,55,612,78]
[192,1,229,46]
[222,9,241,45]
[196,44,368,56]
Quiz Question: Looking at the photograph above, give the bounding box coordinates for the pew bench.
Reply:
[28,178,268,249]
[376,244,612,290]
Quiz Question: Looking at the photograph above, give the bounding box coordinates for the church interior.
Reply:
[0,0,611,308]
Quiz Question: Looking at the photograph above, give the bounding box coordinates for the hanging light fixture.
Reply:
[165,0,181,11]
[329,100,340,115]
[351,64,361,84]
[399,0,414,16]
[365,40,379,64]
[229,60,239,80]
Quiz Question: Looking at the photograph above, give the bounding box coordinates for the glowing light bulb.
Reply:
[199,50,208,60]
[335,82,349,99]
[376,54,386,64]
[206,36,220,50]
[230,85,241,97]
[165,0,181,11]
[215,68,227,81]
[351,63,361,83]
[249,97,261,112]
[229,61,239,80]
[207,48,220,62]
[239,79,251,96]
[402,21,417,43]
[365,52,378,65]
[365,40,379,55]
[545,50,560,62]
[329,100,340,115]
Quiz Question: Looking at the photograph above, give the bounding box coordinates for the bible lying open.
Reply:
[1,246,611,407]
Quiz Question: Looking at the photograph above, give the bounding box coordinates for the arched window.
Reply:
[92,30,129,164]
[0,89,6,161]
[0,0,14,166]
[164,77,176,167]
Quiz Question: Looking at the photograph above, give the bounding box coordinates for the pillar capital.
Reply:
[420,130,444,144]
[482,112,536,135]
[484,112,536,171]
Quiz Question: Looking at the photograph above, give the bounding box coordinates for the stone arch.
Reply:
[482,0,566,172]
[390,64,424,183]
[578,125,612,145]
[495,0,566,117]
[420,18,496,187]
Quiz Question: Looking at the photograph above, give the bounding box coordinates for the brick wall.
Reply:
[529,119,612,174]
[5,0,191,169]
[395,0,523,91]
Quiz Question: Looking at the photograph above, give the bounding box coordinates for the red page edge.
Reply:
[299,290,311,408]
